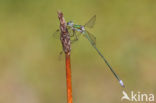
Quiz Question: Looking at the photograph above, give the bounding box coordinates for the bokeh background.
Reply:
[0,0,156,103]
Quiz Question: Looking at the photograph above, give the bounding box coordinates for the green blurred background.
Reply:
[0,0,156,103]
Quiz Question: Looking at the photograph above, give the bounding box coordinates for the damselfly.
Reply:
[53,15,125,87]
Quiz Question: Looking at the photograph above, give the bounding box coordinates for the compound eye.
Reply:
[67,21,73,26]
[67,22,70,25]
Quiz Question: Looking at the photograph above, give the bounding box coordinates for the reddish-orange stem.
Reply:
[65,53,72,103]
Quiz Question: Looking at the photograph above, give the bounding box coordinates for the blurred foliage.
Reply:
[0,0,156,103]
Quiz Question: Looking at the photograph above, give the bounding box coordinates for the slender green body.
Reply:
[83,31,123,86]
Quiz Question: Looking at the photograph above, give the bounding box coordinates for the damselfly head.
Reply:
[67,21,74,26]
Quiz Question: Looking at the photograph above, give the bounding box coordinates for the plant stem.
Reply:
[65,53,72,103]
[57,11,73,103]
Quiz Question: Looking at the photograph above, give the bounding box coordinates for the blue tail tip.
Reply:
[119,80,125,88]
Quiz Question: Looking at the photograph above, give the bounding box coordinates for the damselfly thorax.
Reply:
[67,22,85,34]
